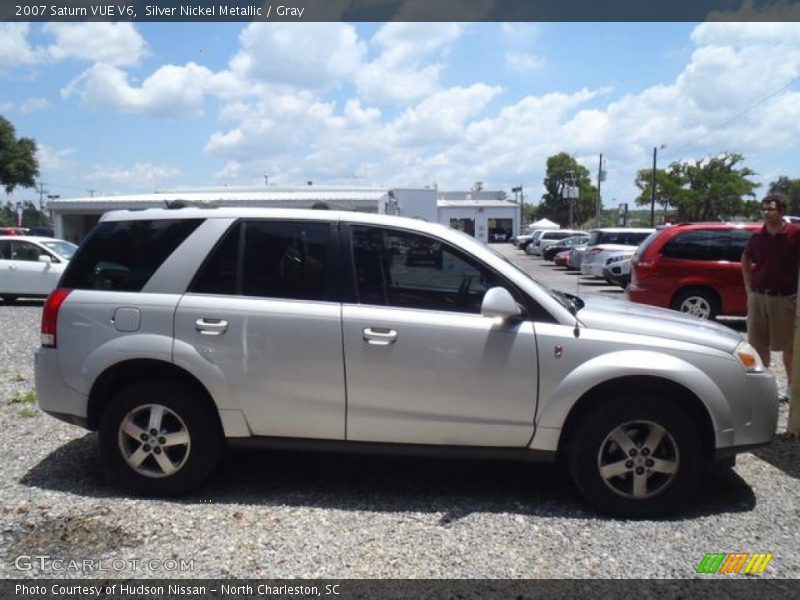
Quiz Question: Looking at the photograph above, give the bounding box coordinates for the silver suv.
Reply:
[35,208,778,517]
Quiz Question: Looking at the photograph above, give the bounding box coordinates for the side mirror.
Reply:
[38,255,52,264]
[481,287,522,320]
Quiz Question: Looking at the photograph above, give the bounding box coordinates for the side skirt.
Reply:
[228,436,558,463]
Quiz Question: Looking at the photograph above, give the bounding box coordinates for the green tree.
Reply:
[634,152,758,221]
[538,152,599,227]
[0,116,39,194]
[768,176,800,215]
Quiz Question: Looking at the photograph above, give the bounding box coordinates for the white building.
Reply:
[46,185,520,244]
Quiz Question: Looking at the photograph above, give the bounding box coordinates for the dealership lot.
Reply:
[0,258,797,579]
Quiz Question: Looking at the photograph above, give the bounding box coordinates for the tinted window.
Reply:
[191,220,330,302]
[191,222,241,296]
[728,229,755,262]
[0,241,10,259]
[661,229,733,261]
[350,225,503,314]
[61,219,203,292]
[11,241,44,262]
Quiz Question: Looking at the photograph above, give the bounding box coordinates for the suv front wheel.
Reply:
[567,395,703,518]
[99,380,223,496]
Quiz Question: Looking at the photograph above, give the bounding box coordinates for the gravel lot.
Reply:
[0,258,798,580]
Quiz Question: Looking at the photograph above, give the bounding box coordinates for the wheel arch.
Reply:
[87,359,220,432]
[556,375,716,462]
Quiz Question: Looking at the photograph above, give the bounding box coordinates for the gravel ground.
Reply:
[0,300,798,581]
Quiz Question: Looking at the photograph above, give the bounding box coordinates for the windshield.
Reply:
[40,240,78,260]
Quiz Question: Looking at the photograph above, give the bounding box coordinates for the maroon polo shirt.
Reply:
[743,222,800,295]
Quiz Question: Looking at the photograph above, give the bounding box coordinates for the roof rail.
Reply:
[164,199,220,209]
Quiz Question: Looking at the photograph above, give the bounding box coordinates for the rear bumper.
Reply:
[626,283,670,308]
[35,348,91,430]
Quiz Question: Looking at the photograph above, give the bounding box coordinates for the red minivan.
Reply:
[627,222,761,320]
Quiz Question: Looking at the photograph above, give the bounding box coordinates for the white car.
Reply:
[580,245,637,278]
[525,229,585,256]
[0,236,77,302]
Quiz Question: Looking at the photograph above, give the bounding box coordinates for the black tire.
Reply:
[1,295,17,304]
[670,288,719,320]
[99,379,223,496]
[567,395,703,518]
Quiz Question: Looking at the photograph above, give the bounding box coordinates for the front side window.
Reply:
[191,220,330,302]
[11,241,45,262]
[60,219,203,292]
[350,225,503,314]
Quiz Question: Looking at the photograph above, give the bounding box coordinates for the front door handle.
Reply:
[195,318,228,336]
[363,327,398,346]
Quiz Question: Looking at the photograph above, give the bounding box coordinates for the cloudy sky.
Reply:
[1,21,799,208]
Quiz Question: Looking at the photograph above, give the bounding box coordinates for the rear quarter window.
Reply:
[60,219,203,292]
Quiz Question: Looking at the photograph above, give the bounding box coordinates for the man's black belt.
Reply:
[752,289,795,297]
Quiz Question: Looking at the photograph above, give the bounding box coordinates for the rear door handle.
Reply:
[195,318,228,336]
[363,327,398,346]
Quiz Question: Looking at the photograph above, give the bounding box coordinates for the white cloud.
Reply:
[61,62,216,117]
[505,51,546,73]
[84,162,180,187]
[36,144,75,171]
[19,97,51,114]
[228,23,364,89]
[43,23,147,67]
[0,102,14,113]
[0,24,41,69]
[355,22,462,104]
[390,84,503,145]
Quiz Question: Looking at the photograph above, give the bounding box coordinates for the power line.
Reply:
[662,73,800,161]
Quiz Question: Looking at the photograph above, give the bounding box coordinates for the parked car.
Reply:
[36,208,777,517]
[542,234,590,262]
[627,222,760,320]
[577,227,654,276]
[525,229,585,256]
[0,236,77,302]
[602,254,633,288]
[581,246,638,278]
[0,227,29,235]
[566,244,588,270]
[515,229,546,250]
[554,249,571,267]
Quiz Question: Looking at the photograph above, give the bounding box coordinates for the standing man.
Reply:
[741,195,800,394]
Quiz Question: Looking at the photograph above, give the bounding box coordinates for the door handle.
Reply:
[363,327,398,346]
[195,318,228,336]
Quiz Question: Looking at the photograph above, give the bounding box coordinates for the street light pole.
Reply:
[595,153,603,228]
[650,147,657,227]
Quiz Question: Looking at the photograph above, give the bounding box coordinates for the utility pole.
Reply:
[36,182,47,210]
[595,154,604,228]
[650,147,657,227]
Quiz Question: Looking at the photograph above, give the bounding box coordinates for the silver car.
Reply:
[35,208,777,517]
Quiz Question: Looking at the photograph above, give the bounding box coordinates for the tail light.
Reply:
[589,247,605,254]
[535,240,541,246]
[634,260,656,281]
[41,288,71,348]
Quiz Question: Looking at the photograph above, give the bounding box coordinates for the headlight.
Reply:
[734,341,765,372]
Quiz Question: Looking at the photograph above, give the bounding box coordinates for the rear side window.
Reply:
[61,219,203,292]
[660,229,745,261]
[190,220,331,301]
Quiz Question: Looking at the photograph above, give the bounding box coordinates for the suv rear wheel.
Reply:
[671,288,719,320]
[567,395,703,518]
[99,380,223,496]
